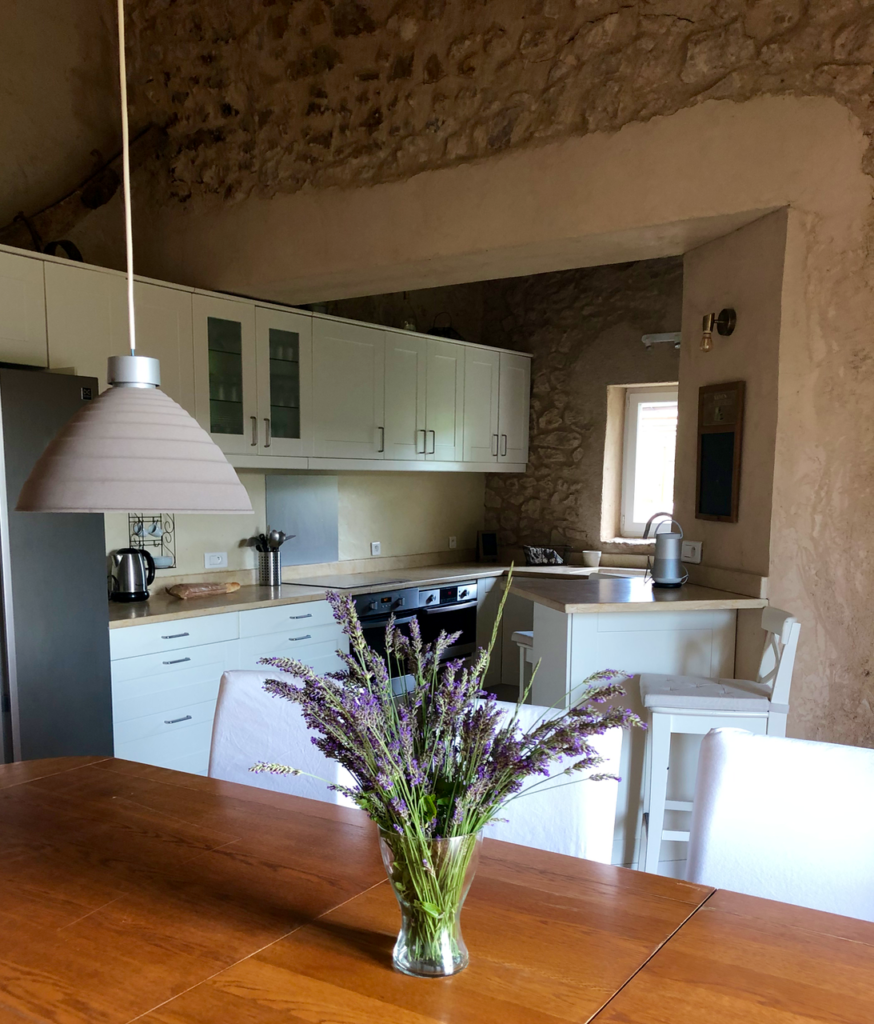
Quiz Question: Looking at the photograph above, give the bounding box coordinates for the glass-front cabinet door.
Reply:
[255,306,312,457]
[193,294,257,455]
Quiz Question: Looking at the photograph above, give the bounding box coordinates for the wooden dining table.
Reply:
[0,758,872,1024]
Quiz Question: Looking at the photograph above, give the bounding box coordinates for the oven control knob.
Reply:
[459,588,470,600]
[426,594,436,604]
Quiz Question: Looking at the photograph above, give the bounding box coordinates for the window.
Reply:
[620,386,679,537]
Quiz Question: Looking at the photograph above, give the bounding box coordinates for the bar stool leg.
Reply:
[518,645,526,702]
[643,712,672,875]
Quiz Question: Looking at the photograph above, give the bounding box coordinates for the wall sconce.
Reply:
[701,308,736,352]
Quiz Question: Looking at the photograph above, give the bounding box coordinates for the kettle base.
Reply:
[652,581,684,589]
[110,592,150,603]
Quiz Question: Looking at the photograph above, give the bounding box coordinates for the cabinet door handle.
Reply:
[164,715,193,725]
[501,434,508,457]
[162,657,191,666]
[161,632,190,639]
[378,426,385,453]
[418,429,426,454]
[289,634,312,642]
[491,434,499,457]
[264,418,271,448]
[429,429,436,455]
[289,613,313,620]
[250,416,258,446]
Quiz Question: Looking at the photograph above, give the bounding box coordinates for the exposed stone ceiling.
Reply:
[127,0,874,205]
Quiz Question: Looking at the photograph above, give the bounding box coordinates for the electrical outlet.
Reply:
[204,551,228,569]
[681,540,702,564]
[371,541,381,557]
[449,536,457,549]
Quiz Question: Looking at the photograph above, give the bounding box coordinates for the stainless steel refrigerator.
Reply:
[0,368,113,762]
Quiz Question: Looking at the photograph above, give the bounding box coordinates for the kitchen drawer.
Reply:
[113,676,222,726]
[114,719,214,774]
[111,639,238,689]
[113,698,217,746]
[109,612,239,661]
[239,630,347,670]
[239,600,336,638]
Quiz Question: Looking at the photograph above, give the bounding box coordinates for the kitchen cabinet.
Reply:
[384,331,427,460]
[498,352,531,464]
[312,317,385,459]
[463,346,500,462]
[46,261,195,409]
[193,293,258,456]
[108,601,346,776]
[255,306,312,458]
[426,339,465,462]
[0,251,47,367]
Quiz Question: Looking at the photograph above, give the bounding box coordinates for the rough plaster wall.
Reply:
[125,0,874,207]
[480,259,682,550]
[319,281,485,342]
[0,0,118,225]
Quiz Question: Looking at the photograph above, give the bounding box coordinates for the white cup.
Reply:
[582,550,602,567]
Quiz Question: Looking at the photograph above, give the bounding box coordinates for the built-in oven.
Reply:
[353,581,478,690]
[417,581,478,663]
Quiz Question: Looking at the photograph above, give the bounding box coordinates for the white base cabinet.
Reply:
[109,602,348,777]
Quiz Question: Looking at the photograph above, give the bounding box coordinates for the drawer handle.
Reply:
[164,715,193,725]
[289,613,313,620]
[162,657,191,665]
[289,634,312,642]
[161,632,190,639]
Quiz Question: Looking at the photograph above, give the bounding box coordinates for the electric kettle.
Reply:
[110,548,156,602]
[643,513,687,589]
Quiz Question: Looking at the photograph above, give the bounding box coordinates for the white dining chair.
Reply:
[208,670,356,806]
[687,728,874,922]
[639,607,801,874]
[483,701,622,864]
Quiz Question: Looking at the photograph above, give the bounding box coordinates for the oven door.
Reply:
[360,613,418,692]
[417,600,477,662]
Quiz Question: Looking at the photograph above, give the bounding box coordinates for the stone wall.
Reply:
[125,0,874,207]
[481,258,682,551]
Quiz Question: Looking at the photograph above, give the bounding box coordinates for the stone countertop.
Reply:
[106,564,697,629]
[108,583,331,628]
[508,576,768,614]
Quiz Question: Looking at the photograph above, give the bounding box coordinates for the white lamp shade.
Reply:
[16,384,253,514]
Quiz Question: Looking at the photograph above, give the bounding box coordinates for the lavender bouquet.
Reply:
[253,582,640,977]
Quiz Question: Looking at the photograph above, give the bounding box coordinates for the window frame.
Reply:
[620,384,679,538]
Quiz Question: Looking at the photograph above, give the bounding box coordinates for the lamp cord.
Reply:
[116,0,136,356]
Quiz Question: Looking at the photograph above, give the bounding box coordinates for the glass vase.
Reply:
[378,829,483,977]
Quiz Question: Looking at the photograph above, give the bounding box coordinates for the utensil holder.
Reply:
[258,550,281,587]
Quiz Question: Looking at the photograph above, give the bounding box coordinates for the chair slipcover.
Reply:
[687,728,874,922]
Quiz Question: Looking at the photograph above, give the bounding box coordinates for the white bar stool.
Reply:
[638,607,801,874]
[511,629,534,702]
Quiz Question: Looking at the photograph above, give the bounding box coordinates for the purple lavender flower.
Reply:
[256,581,642,840]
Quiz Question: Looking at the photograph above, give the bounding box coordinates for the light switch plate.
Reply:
[204,551,228,569]
[681,540,702,564]
[371,541,381,556]
[449,536,457,549]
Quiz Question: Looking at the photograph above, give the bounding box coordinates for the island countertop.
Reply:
[508,575,767,614]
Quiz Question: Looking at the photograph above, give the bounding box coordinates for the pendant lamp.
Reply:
[16,1,252,516]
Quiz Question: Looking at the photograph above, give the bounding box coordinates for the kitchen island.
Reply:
[508,575,767,870]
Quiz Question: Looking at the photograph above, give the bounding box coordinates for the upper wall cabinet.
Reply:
[255,306,312,458]
[45,260,195,410]
[193,294,258,456]
[0,252,47,367]
[498,352,531,464]
[462,348,530,464]
[463,346,500,461]
[312,317,385,459]
[383,333,465,462]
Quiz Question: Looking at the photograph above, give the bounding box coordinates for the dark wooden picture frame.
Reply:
[695,380,745,523]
